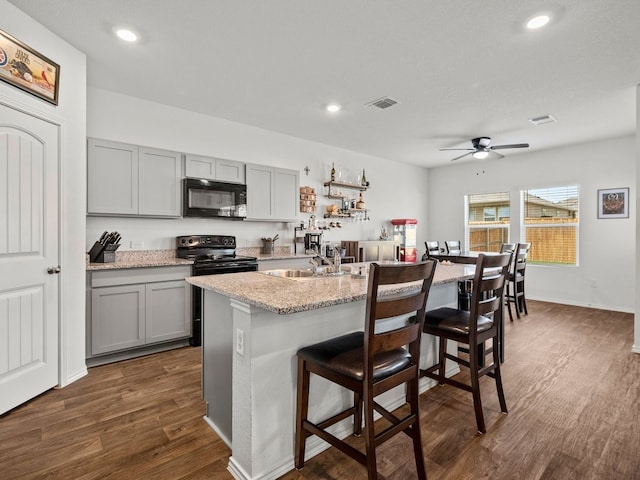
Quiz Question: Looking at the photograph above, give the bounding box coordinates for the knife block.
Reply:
[88,242,120,263]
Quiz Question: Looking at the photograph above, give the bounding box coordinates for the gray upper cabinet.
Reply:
[87,138,182,217]
[138,147,182,216]
[185,154,245,184]
[87,139,139,215]
[246,163,299,222]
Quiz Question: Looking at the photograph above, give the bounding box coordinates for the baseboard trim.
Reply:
[527,295,634,314]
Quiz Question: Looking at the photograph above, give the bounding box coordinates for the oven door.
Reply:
[191,262,258,346]
[183,178,247,219]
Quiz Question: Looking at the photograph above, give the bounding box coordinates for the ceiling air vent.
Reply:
[528,114,556,126]
[367,97,399,109]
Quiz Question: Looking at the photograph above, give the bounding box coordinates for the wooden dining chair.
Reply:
[506,242,531,321]
[295,261,437,480]
[445,240,462,254]
[420,253,511,434]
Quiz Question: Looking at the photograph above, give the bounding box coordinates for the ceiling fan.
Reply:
[441,137,530,162]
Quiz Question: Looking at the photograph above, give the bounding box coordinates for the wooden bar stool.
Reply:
[420,253,511,434]
[506,242,531,321]
[295,260,437,480]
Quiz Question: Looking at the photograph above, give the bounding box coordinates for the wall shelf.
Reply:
[323,181,368,195]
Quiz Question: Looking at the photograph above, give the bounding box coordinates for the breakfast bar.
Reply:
[186,262,477,480]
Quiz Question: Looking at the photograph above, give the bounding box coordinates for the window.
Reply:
[521,185,579,265]
[466,192,510,252]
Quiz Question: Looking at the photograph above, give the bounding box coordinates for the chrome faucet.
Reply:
[309,245,340,273]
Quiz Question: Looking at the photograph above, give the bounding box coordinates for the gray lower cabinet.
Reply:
[88,266,191,361]
[87,138,182,217]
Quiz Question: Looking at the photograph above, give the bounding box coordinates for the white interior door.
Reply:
[0,104,59,414]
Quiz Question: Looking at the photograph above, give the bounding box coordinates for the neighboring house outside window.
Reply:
[521,186,579,266]
[466,192,510,252]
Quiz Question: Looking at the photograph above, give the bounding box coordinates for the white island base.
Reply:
[200,277,462,480]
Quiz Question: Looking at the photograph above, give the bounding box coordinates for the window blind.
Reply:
[522,185,579,265]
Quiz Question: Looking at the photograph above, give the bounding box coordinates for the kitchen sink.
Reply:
[261,269,315,278]
[260,268,345,279]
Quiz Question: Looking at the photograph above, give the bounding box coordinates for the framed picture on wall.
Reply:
[0,29,60,105]
[597,187,629,219]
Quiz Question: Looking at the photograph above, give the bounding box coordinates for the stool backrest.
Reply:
[500,243,517,254]
[425,241,440,255]
[364,261,437,381]
[469,253,511,339]
[513,242,531,276]
[445,240,461,254]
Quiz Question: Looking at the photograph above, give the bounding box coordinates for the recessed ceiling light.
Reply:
[326,104,342,113]
[114,28,138,42]
[526,15,550,30]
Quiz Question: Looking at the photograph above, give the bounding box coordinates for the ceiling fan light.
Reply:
[473,151,489,159]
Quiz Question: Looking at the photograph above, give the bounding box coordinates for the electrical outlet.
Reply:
[130,240,145,250]
[236,328,245,356]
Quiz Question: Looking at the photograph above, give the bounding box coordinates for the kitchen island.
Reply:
[186,262,476,480]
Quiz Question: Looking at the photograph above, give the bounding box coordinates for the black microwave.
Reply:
[183,178,247,219]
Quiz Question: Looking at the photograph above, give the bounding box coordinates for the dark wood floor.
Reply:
[1,300,639,479]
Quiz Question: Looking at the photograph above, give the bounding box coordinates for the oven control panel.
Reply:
[176,235,236,248]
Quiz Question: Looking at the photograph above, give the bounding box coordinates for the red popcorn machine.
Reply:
[391,218,418,263]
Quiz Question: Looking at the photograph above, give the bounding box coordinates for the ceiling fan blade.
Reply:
[439,148,475,151]
[492,150,505,159]
[490,143,530,150]
[450,152,474,162]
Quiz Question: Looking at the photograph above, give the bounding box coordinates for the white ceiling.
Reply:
[7,0,640,167]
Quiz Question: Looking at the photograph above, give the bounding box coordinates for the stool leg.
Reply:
[353,392,362,436]
[492,340,508,414]
[506,282,515,322]
[363,390,378,480]
[469,342,486,434]
[438,336,447,383]
[294,357,310,469]
[407,377,427,480]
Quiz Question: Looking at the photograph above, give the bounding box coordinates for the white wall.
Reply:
[428,135,635,313]
[635,84,640,353]
[1,1,87,385]
[86,87,430,253]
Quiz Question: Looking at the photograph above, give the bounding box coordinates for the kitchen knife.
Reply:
[99,231,108,245]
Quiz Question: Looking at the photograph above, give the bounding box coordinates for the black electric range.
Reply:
[176,235,258,346]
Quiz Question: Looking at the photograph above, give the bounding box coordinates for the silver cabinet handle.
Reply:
[47,266,61,274]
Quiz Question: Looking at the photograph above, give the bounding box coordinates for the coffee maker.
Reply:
[304,232,323,253]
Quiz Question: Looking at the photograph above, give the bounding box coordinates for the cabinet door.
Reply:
[145,280,191,343]
[87,139,139,215]
[139,147,182,217]
[185,154,216,180]
[246,164,275,220]
[91,284,145,355]
[274,168,299,221]
[216,158,245,184]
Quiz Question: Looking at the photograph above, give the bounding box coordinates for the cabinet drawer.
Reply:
[90,266,192,288]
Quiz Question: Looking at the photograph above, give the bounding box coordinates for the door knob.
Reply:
[47,266,61,274]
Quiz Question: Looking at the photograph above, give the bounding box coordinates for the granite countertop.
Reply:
[87,250,193,271]
[186,262,475,315]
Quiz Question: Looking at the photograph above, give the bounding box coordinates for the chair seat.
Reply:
[424,307,494,335]
[297,331,411,381]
